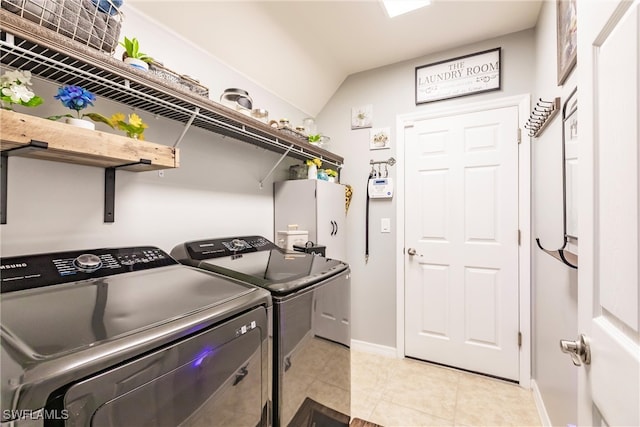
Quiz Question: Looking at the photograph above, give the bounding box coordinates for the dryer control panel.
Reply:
[0,247,177,293]
[177,236,279,261]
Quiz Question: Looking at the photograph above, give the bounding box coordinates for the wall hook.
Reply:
[526,97,560,138]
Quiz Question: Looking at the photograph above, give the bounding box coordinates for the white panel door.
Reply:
[576,1,640,425]
[404,106,520,381]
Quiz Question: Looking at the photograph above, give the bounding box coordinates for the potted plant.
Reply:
[308,134,321,145]
[109,112,148,140]
[48,85,112,130]
[120,36,153,71]
[325,169,338,183]
[0,69,43,110]
[304,158,322,180]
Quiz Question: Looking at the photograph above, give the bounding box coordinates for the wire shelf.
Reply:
[0,11,344,167]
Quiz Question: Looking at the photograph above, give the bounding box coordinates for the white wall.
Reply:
[0,5,306,257]
[531,1,578,426]
[316,30,535,348]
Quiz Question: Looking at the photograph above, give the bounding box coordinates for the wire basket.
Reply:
[148,60,209,98]
[1,0,124,53]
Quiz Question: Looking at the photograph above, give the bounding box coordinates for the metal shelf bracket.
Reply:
[1,140,49,224]
[104,159,152,223]
[259,145,293,189]
[173,107,200,148]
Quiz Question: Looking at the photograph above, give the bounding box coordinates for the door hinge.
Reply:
[517,128,522,144]
[518,332,522,348]
[517,229,521,245]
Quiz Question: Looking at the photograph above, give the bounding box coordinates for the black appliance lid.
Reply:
[0,247,263,357]
[171,236,348,295]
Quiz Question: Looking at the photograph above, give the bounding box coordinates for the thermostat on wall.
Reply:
[368,177,394,199]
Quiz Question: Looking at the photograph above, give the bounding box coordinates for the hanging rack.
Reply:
[369,157,395,177]
[535,88,578,269]
[524,97,561,138]
[370,157,396,166]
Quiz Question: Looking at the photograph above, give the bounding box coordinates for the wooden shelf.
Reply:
[1,110,179,171]
[0,110,179,224]
[0,9,344,168]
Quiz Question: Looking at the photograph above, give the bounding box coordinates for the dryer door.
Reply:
[60,308,269,427]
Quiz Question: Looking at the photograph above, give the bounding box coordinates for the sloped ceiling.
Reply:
[127,0,542,116]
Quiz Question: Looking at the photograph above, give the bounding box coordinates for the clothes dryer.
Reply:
[1,246,271,426]
[171,236,351,427]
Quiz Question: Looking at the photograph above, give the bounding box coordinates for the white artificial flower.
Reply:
[1,70,33,87]
[16,70,33,86]
[2,84,35,103]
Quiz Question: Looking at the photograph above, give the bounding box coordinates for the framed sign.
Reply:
[556,0,577,85]
[415,47,501,104]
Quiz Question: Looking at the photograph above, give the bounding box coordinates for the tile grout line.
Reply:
[452,370,462,426]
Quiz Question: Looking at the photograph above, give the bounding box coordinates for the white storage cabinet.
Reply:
[274,180,346,261]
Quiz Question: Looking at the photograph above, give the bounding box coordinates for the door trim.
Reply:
[395,94,532,387]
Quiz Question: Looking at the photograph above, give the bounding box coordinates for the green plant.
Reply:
[120,36,153,63]
[305,158,322,168]
[308,134,321,143]
[109,112,148,140]
[325,169,338,177]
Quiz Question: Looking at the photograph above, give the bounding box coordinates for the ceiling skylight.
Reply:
[381,0,431,18]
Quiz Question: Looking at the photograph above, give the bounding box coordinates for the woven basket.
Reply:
[148,60,209,98]
[1,0,123,53]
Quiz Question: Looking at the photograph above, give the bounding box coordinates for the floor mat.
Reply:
[287,397,350,427]
[349,418,383,427]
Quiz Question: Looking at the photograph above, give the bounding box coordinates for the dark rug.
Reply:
[286,397,383,427]
[350,418,383,427]
[288,398,350,427]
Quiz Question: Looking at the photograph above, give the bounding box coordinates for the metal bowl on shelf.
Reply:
[220,88,253,110]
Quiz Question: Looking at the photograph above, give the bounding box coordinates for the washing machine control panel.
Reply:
[1,247,177,293]
[182,236,279,260]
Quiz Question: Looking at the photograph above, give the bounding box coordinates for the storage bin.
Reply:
[1,0,123,53]
[276,230,309,251]
[289,164,308,180]
[148,60,209,97]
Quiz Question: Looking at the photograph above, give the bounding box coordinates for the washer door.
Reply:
[61,308,268,427]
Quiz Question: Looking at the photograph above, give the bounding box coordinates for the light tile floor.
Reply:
[351,350,542,427]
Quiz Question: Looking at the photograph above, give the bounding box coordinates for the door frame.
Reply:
[395,94,532,387]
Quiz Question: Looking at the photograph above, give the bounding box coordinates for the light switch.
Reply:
[381,218,391,233]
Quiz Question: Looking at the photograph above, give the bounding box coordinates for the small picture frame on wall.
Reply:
[351,104,372,129]
[556,0,577,85]
[369,127,390,150]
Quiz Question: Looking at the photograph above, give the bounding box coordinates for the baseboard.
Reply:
[531,379,552,427]
[351,339,397,358]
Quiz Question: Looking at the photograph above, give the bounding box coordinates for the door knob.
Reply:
[560,334,591,366]
[407,248,421,257]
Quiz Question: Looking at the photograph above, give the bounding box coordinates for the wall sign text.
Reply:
[415,48,501,104]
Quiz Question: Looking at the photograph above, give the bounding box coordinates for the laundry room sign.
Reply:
[415,47,501,104]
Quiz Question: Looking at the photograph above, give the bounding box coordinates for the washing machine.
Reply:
[1,246,271,427]
[171,236,351,427]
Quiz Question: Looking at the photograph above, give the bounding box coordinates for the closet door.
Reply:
[316,180,347,261]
